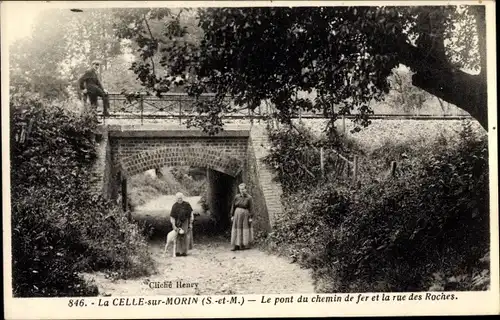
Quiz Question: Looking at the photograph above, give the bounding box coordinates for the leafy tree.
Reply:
[117,5,488,133]
[9,8,123,99]
[59,9,122,81]
[102,54,146,92]
[385,66,430,114]
[9,11,72,99]
[111,8,201,93]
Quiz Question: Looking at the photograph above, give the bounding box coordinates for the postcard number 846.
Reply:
[68,299,87,307]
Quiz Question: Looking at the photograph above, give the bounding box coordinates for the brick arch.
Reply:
[119,146,243,178]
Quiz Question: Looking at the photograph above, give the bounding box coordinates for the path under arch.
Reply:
[84,188,314,296]
[84,234,315,296]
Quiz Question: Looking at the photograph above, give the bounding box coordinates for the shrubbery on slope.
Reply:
[10,97,155,297]
[264,121,489,292]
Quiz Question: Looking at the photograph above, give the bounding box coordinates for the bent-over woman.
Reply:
[230,183,254,251]
[170,192,193,256]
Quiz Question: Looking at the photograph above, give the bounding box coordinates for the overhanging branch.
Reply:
[397,42,488,130]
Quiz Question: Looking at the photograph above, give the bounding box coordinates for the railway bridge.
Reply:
[88,92,469,234]
[91,123,282,234]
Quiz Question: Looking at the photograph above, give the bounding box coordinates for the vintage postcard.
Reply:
[2,1,498,318]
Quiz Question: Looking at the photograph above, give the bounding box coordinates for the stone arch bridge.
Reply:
[92,124,282,233]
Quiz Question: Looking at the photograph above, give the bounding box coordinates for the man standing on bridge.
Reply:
[78,59,110,117]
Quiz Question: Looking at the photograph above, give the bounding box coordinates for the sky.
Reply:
[1,1,481,75]
[2,2,41,45]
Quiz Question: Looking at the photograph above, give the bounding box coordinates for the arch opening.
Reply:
[119,146,243,179]
[118,147,244,239]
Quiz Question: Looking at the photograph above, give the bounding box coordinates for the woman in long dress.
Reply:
[230,183,254,251]
[170,192,193,256]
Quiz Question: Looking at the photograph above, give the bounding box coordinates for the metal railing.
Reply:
[101,92,272,125]
[92,92,473,124]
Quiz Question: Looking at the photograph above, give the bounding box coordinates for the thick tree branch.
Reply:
[397,42,488,130]
[142,14,156,77]
[411,70,487,128]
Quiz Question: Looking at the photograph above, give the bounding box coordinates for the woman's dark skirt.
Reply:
[176,219,190,255]
[231,208,254,247]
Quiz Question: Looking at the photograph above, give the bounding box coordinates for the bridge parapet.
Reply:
[97,92,472,126]
[105,124,251,137]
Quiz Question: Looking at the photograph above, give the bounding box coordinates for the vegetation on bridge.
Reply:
[10,6,487,133]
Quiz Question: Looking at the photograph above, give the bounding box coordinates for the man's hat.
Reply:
[91,60,101,65]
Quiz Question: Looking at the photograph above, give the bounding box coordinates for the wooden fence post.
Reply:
[390,161,397,177]
[121,177,130,220]
[179,100,182,125]
[342,115,346,134]
[18,122,27,143]
[26,118,34,139]
[139,95,144,125]
[353,155,359,183]
[320,147,325,178]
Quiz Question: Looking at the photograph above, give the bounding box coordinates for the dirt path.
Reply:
[85,235,315,296]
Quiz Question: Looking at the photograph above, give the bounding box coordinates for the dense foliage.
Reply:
[263,123,360,193]
[170,166,208,197]
[128,166,208,210]
[9,8,123,100]
[11,97,154,297]
[264,122,490,292]
[119,6,487,133]
[10,6,486,130]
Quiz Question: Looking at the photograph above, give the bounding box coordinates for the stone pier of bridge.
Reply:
[91,124,283,235]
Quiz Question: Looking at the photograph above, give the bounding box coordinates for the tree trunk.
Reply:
[398,44,488,131]
[397,7,488,131]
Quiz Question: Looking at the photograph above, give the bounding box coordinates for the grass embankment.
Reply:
[261,120,490,292]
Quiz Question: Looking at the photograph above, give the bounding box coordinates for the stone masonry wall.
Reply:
[113,137,248,160]
[113,137,247,178]
[90,130,114,199]
[246,125,284,231]
[94,126,281,233]
[245,137,272,233]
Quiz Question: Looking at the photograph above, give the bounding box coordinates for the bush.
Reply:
[263,123,360,193]
[265,180,353,266]
[170,166,207,196]
[265,121,490,292]
[128,172,179,207]
[11,97,155,297]
[127,166,207,208]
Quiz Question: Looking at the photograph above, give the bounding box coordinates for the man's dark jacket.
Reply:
[78,69,104,94]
